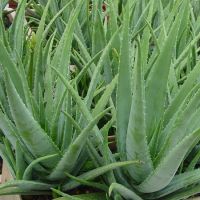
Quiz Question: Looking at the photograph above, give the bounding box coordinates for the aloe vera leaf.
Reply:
[63,161,139,191]
[61,94,73,150]
[108,0,119,37]
[33,0,52,99]
[160,82,200,141]
[162,183,200,200]
[3,137,16,172]
[137,128,200,193]
[145,3,184,140]
[116,2,132,156]
[126,42,153,183]
[109,183,143,200]
[187,149,200,171]
[176,0,190,56]
[65,172,108,191]
[43,1,73,38]
[0,17,7,45]
[62,111,82,133]
[0,180,53,195]
[0,187,49,196]
[50,90,67,140]
[9,0,26,58]
[92,6,106,57]
[146,168,200,199]
[74,50,103,84]
[164,61,200,126]
[84,29,120,108]
[16,141,26,180]
[0,40,24,99]
[92,75,118,117]
[52,0,83,105]
[5,72,61,169]
[0,110,18,147]
[52,188,82,200]
[48,108,111,180]
[157,87,200,162]
[140,0,155,70]
[44,32,56,125]
[0,143,15,177]
[23,154,58,180]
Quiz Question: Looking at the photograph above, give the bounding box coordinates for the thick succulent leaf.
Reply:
[126,42,153,183]
[109,183,143,200]
[23,154,58,180]
[52,0,83,105]
[161,184,200,200]
[65,172,107,191]
[140,0,155,70]
[157,87,200,162]
[0,143,15,177]
[48,108,111,180]
[164,62,200,126]
[145,3,184,140]
[92,75,118,117]
[146,169,200,199]
[0,40,24,99]
[43,1,73,38]
[0,180,53,195]
[33,0,52,99]
[62,111,81,133]
[137,128,200,193]
[62,161,138,191]
[92,7,106,57]
[116,2,132,156]
[84,29,120,108]
[44,32,56,124]
[0,110,18,147]
[5,72,61,169]
[74,50,103,84]
[16,142,26,180]
[9,0,26,58]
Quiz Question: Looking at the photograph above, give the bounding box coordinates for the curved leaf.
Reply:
[137,128,200,193]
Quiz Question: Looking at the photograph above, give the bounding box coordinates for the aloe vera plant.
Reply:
[1,0,200,199]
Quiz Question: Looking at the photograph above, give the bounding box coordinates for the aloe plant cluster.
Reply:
[1,0,200,200]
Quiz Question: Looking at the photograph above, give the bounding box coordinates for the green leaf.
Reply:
[52,0,83,105]
[0,40,24,99]
[5,72,61,169]
[0,180,53,195]
[164,61,200,126]
[109,183,143,200]
[137,128,200,193]
[126,42,153,183]
[92,75,118,117]
[145,4,183,140]
[9,0,26,58]
[23,154,58,180]
[147,169,200,199]
[116,2,132,156]
[63,161,139,191]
